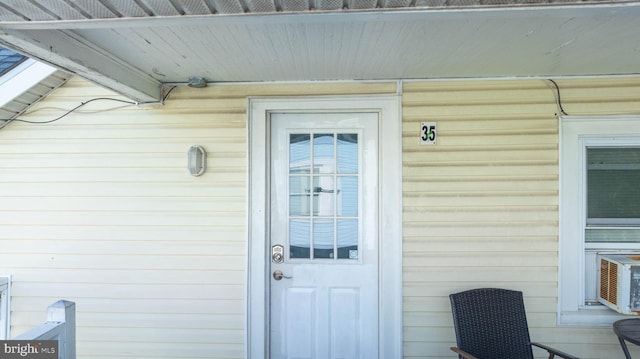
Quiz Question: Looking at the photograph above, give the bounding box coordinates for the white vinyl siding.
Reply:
[402,78,640,359]
[0,78,395,358]
[0,79,246,357]
[402,80,562,358]
[2,75,640,359]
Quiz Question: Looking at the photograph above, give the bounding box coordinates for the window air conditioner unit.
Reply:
[598,254,640,315]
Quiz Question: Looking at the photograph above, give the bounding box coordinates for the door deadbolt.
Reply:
[272,244,284,264]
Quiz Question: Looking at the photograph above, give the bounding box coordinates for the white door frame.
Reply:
[247,95,402,358]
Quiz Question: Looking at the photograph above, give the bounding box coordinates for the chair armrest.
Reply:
[531,342,580,359]
[450,347,479,359]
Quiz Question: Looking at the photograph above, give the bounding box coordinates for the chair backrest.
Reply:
[449,288,534,359]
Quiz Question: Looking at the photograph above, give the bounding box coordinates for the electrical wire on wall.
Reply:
[0,85,179,130]
[547,79,569,116]
[162,85,178,103]
[546,79,640,117]
[4,97,137,125]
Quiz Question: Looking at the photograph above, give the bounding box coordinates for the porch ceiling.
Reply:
[0,0,639,102]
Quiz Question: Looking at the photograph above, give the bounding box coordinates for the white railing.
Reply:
[14,300,76,359]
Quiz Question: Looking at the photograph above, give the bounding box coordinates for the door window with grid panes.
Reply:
[288,132,361,260]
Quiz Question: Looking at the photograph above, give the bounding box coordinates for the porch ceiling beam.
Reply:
[0,28,161,103]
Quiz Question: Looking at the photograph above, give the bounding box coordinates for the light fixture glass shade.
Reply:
[188,145,206,176]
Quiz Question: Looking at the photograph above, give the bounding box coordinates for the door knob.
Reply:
[273,270,292,281]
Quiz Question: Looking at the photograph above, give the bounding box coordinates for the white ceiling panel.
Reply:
[0,0,638,102]
[34,0,87,20]
[102,1,150,17]
[137,0,183,15]
[246,0,277,12]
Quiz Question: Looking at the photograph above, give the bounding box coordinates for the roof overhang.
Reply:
[0,57,70,127]
[0,58,56,108]
[1,2,639,102]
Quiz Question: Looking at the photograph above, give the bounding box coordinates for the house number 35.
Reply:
[421,122,437,145]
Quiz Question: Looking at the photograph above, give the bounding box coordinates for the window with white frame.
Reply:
[559,116,640,326]
[0,275,9,339]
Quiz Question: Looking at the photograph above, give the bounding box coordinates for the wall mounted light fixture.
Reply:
[188,145,207,176]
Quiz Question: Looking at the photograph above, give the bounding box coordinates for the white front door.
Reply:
[269,112,379,359]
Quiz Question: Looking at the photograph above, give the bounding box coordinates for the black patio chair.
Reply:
[449,288,579,359]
